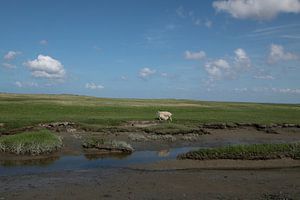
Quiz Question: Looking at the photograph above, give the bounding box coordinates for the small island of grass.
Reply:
[82,137,134,153]
[178,143,300,160]
[0,130,63,155]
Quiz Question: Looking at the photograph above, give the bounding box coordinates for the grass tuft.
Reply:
[82,137,134,153]
[0,130,63,155]
[178,143,300,160]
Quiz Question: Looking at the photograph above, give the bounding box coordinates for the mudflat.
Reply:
[1,127,300,200]
[1,167,299,200]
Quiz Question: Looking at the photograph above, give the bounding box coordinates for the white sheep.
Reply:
[157,111,172,121]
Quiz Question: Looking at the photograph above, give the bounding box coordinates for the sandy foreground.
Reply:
[1,164,300,200]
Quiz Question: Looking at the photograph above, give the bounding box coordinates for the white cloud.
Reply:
[203,48,251,81]
[184,50,206,60]
[268,44,298,63]
[138,67,156,78]
[213,0,300,20]
[234,87,248,92]
[85,83,104,90]
[15,81,38,88]
[253,87,300,94]
[2,63,16,69]
[234,87,300,94]
[121,75,128,81]
[272,88,300,94]
[15,81,22,88]
[254,75,275,80]
[160,72,168,77]
[250,87,300,94]
[4,51,21,60]
[23,55,66,79]
[205,59,230,79]
[234,48,251,69]
[39,40,48,45]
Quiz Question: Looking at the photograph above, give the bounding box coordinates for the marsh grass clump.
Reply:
[128,133,148,142]
[178,143,300,160]
[0,130,63,155]
[110,140,133,151]
[82,137,105,148]
[147,134,176,142]
[82,137,134,153]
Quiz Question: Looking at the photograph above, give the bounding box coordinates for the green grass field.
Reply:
[0,93,299,131]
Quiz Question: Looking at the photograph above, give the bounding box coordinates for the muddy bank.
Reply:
[0,167,299,200]
[130,158,300,171]
[2,121,300,136]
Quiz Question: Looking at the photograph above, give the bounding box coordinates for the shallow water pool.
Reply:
[0,147,198,176]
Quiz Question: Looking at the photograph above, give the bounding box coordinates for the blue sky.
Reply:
[1,0,300,103]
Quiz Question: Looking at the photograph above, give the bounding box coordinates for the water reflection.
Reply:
[84,153,130,160]
[157,149,170,157]
[0,156,59,167]
[0,147,198,176]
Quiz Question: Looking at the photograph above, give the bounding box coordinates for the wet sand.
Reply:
[130,158,300,170]
[1,167,300,199]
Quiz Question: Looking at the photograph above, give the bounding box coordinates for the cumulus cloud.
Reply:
[205,59,230,80]
[15,81,22,88]
[85,83,104,90]
[184,50,206,60]
[213,0,300,20]
[121,75,128,81]
[272,88,300,94]
[268,44,298,63]
[15,81,38,88]
[3,51,21,60]
[138,67,156,79]
[2,63,16,69]
[203,48,251,81]
[254,75,275,80]
[234,87,300,94]
[234,87,248,92]
[234,48,251,69]
[160,72,168,77]
[253,87,300,94]
[23,55,66,79]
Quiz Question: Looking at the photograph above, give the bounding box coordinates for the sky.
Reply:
[1,0,300,103]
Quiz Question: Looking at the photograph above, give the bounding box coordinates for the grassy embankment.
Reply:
[0,129,62,155]
[178,143,300,160]
[0,93,299,132]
